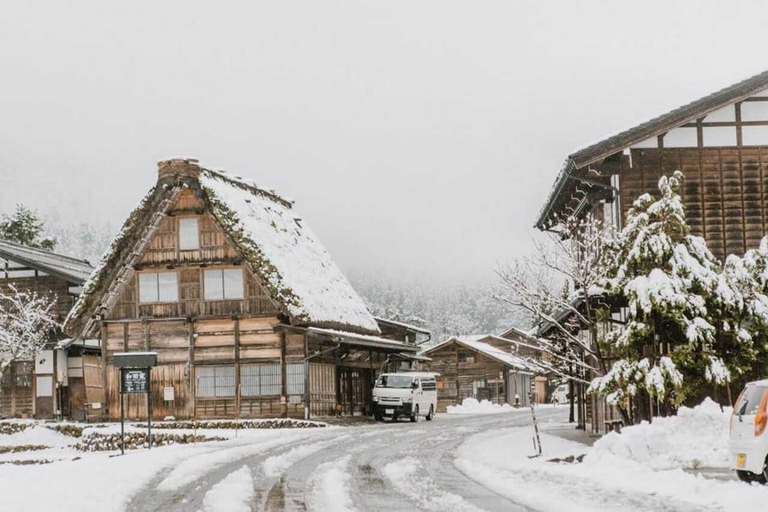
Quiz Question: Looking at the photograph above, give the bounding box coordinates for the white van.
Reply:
[730,379,768,483]
[372,372,438,422]
[551,384,569,405]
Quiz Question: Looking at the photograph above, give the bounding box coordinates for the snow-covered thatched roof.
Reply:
[64,159,380,337]
[0,239,93,284]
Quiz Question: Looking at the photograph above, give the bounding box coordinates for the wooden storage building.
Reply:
[420,335,543,413]
[0,239,94,419]
[64,158,418,421]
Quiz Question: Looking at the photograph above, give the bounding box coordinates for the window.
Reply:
[15,362,32,388]
[196,366,235,398]
[287,363,305,395]
[241,364,281,396]
[179,218,200,250]
[421,379,437,391]
[204,268,244,300]
[139,272,178,303]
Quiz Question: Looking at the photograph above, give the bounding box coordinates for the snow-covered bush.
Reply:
[447,398,515,414]
[0,286,58,378]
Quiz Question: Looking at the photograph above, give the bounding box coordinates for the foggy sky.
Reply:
[1,1,766,284]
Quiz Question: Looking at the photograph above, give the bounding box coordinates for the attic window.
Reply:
[179,218,200,250]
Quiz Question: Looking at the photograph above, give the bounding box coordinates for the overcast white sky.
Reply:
[1,1,767,284]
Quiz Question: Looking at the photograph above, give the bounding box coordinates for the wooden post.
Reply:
[143,320,150,351]
[123,323,129,352]
[234,317,240,419]
[304,333,310,420]
[188,320,195,419]
[100,321,108,420]
[280,330,287,418]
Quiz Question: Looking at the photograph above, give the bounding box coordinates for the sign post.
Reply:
[114,352,157,455]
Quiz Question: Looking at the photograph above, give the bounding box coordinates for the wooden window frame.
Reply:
[137,270,180,305]
[202,267,246,301]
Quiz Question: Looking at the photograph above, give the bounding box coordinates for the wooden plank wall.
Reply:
[426,343,508,413]
[0,275,74,322]
[625,147,768,260]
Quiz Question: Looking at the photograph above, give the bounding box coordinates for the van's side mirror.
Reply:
[411,381,419,389]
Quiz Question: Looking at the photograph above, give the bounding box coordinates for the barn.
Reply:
[0,239,94,418]
[420,335,544,412]
[64,158,419,420]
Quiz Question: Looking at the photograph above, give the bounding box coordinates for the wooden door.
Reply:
[309,363,336,417]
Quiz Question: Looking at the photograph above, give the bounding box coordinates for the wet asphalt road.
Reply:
[126,408,567,512]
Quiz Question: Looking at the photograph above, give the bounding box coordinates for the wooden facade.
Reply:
[0,240,94,419]
[422,336,538,413]
[66,159,420,421]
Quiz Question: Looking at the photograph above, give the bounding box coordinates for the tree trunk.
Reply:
[568,377,575,423]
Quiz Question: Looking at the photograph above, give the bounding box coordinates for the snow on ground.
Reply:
[202,465,254,512]
[0,425,326,512]
[158,429,328,490]
[308,455,355,512]
[447,397,554,414]
[383,457,483,512]
[260,434,349,477]
[591,397,730,469]
[454,405,768,512]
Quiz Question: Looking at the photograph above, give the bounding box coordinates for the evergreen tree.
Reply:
[590,171,746,417]
[0,204,57,251]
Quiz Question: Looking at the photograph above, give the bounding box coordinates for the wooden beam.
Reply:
[280,330,287,418]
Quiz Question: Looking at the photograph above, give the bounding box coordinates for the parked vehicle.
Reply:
[372,372,438,422]
[551,384,569,405]
[729,379,768,483]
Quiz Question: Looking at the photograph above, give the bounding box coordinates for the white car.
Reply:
[372,372,437,422]
[729,379,768,483]
[551,384,569,405]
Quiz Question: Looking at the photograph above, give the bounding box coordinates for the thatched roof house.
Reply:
[64,158,379,339]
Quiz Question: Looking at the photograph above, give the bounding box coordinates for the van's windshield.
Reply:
[736,385,768,416]
[375,375,413,389]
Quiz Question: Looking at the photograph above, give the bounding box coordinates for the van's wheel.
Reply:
[426,405,434,421]
[374,412,382,422]
[410,405,419,423]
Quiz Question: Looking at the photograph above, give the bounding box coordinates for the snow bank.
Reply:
[447,398,515,414]
[590,398,730,469]
[203,465,254,512]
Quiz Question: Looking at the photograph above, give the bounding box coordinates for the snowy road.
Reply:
[125,408,565,512]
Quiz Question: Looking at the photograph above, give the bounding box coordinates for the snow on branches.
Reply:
[0,285,59,375]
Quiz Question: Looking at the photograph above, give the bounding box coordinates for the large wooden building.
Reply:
[64,158,419,421]
[0,239,94,419]
[421,334,544,412]
[534,70,768,432]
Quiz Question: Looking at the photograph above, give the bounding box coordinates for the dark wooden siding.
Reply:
[624,147,768,260]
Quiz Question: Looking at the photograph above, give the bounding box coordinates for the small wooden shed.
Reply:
[420,335,544,412]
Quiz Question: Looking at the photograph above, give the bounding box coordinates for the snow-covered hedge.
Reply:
[75,432,226,452]
[0,422,30,435]
[589,398,730,470]
[136,418,326,430]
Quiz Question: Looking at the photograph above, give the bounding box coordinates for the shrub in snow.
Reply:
[589,398,729,470]
[447,398,515,414]
[136,418,326,430]
[75,432,226,452]
[592,171,761,410]
[0,422,30,435]
[0,285,58,378]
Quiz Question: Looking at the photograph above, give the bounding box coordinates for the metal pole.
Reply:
[120,369,125,456]
[529,391,542,457]
[147,368,152,450]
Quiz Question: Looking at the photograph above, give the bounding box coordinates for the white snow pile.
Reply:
[590,397,730,470]
[308,456,355,512]
[383,457,482,511]
[447,398,514,414]
[202,465,254,512]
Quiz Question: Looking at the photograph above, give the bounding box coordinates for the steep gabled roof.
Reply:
[536,69,768,229]
[374,317,432,336]
[0,239,93,284]
[64,159,380,337]
[421,335,544,373]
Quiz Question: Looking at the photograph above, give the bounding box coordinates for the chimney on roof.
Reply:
[157,158,201,181]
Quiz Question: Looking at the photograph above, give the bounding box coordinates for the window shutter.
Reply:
[223,269,244,299]
[179,218,200,250]
[204,269,224,300]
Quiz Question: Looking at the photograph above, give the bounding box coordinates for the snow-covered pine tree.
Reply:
[0,204,57,251]
[0,285,59,377]
[590,171,742,419]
